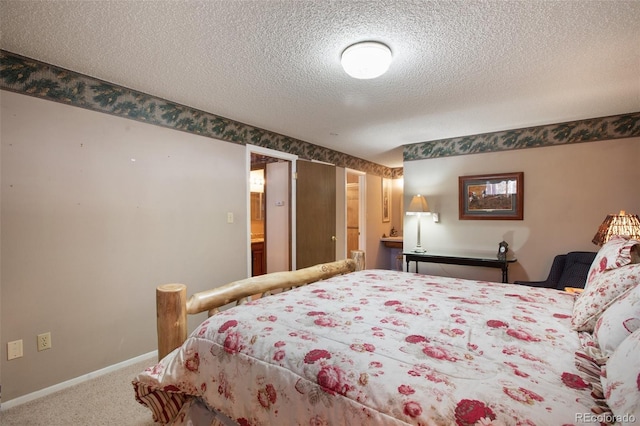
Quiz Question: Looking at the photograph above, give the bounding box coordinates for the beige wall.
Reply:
[403,138,640,282]
[1,91,248,401]
[0,91,397,403]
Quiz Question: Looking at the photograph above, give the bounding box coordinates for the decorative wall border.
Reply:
[404,112,640,161]
[0,50,396,178]
[3,50,636,173]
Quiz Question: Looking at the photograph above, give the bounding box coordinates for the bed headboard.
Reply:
[156,255,361,360]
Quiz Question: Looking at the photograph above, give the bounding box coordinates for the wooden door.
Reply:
[296,160,336,269]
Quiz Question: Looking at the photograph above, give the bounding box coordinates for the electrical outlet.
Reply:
[8,340,23,360]
[37,332,52,351]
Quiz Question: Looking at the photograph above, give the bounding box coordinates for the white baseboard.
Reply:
[0,350,157,411]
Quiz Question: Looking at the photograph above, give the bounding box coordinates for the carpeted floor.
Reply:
[0,355,157,426]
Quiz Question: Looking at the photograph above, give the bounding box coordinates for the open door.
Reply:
[296,160,336,269]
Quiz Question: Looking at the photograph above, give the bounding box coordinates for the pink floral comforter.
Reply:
[134,270,599,425]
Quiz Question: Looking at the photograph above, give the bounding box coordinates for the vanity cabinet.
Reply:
[251,241,266,276]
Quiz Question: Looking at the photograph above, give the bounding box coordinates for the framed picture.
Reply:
[459,172,524,220]
[382,178,391,222]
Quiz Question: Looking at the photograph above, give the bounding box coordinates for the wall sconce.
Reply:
[592,210,640,246]
[406,194,430,252]
[250,169,265,193]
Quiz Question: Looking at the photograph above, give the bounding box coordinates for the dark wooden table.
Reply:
[404,251,517,283]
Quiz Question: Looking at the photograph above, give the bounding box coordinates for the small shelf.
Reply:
[380,237,403,249]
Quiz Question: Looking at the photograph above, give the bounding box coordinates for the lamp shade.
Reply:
[592,210,640,246]
[406,195,429,214]
[341,41,392,79]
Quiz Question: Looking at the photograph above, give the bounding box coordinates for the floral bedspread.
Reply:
[133,270,599,425]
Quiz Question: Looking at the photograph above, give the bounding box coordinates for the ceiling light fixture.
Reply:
[341,41,392,79]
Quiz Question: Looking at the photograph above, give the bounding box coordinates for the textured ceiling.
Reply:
[1,0,639,167]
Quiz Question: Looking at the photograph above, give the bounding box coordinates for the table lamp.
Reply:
[406,194,430,253]
[592,210,640,246]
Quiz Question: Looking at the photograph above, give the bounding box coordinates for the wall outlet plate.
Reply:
[37,332,52,351]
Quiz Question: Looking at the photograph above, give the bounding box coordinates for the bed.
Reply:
[133,238,640,425]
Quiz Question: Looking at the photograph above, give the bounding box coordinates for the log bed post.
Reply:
[156,283,187,361]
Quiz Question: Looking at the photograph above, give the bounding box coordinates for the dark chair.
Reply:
[514,251,597,290]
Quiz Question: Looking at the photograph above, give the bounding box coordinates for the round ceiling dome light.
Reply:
[341,41,392,80]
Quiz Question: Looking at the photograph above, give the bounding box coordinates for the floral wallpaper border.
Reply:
[2,50,637,175]
[0,50,398,178]
[404,112,640,161]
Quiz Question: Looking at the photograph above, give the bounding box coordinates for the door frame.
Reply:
[345,169,366,257]
[246,145,298,275]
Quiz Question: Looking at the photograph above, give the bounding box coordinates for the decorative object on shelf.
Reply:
[390,226,398,237]
[592,210,640,246]
[459,172,524,220]
[497,241,509,261]
[406,194,430,253]
[341,41,392,80]
[381,178,391,223]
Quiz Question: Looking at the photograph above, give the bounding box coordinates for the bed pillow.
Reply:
[602,328,640,420]
[572,263,640,332]
[593,283,640,358]
[586,236,640,289]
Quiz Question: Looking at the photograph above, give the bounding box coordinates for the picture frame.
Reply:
[459,172,524,220]
[382,178,391,222]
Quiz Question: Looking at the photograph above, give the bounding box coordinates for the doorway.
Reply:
[346,170,366,257]
[250,165,267,275]
[248,146,296,276]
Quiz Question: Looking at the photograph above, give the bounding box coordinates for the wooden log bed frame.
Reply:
[156,253,364,360]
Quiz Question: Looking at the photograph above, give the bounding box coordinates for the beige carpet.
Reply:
[0,355,157,426]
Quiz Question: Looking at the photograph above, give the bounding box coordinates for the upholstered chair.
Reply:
[514,251,597,290]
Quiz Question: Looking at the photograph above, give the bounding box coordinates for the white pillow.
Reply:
[586,236,639,289]
[602,328,640,423]
[594,283,640,358]
[572,264,640,332]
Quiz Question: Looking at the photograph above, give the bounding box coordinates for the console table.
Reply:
[404,252,517,283]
